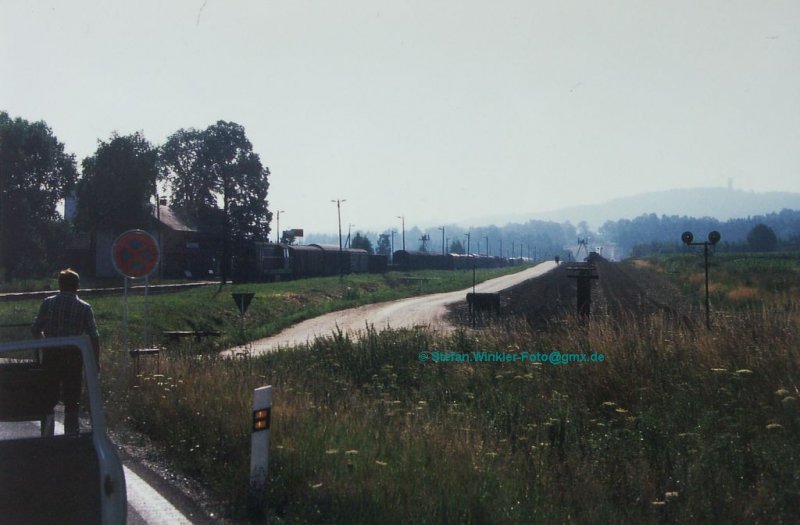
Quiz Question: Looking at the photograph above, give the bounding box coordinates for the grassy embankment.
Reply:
[4,257,800,523]
[0,266,528,348]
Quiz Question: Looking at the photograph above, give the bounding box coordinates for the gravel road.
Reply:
[225,261,557,357]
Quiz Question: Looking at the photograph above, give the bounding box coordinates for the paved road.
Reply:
[0,416,193,524]
[226,261,558,356]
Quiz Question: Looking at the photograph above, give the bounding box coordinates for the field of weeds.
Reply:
[4,255,798,523]
[107,254,800,523]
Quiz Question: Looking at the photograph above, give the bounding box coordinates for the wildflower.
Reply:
[325,449,339,455]
[375,460,388,467]
[345,449,359,455]
[766,423,784,431]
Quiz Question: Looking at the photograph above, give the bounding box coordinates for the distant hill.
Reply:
[466,188,800,228]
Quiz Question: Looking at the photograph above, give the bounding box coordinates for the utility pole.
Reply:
[438,227,445,255]
[331,199,346,278]
[397,215,405,251]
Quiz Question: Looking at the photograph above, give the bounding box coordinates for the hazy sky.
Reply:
[2,1,799,234]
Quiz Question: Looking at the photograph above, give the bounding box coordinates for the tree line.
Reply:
[599,211,800,256]
[0,111,270,282]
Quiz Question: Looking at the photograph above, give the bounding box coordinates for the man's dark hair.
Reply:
[58,269,80,292]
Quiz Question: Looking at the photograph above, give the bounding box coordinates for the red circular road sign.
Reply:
[112,230,160,278]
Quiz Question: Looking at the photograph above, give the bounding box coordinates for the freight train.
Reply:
[232,242,386,282]
[392,250,520,271]
[232,243,522,282]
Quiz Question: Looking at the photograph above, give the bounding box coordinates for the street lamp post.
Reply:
[275,210,285,243]
[681,230,721,330]
[331,199,346,278]
[397,215,405,251]
[390,229,396,263]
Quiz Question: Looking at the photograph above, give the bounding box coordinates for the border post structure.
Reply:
[249,385,272,517]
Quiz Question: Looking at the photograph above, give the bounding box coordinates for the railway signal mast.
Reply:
[681,230,721,330]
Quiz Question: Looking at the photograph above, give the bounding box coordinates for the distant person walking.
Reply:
[31,269,100,434]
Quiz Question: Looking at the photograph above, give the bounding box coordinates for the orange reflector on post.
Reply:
[253,408,270,432]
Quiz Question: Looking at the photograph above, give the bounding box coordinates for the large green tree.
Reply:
[747,223,778,252]
[75,132,158,234]
[0,112,77,281]
[351,233,374,254]
[160,121,271,283]
[376,233,391,256]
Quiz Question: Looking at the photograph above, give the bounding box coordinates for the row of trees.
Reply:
[600,210,800,256]
[0,112,77,280]
[0,111,271,282]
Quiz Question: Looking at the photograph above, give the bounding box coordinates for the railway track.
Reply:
[0,281,218,302]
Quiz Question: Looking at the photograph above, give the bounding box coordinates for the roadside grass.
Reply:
[106,299,800,524]
[6,257,800,523]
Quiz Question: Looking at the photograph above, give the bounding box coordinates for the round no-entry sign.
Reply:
[112,230,160,278]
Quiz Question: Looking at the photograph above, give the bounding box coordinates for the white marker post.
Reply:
[249,385,272,516]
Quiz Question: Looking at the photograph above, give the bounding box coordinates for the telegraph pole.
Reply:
[397,215,405,251]
[331,199,346,278]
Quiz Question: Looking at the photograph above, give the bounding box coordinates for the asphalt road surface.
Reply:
[0,415,194,524]
[226,261,558,357]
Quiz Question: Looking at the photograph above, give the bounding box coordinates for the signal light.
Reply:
[253,408,270,432]
[681,231,694,245]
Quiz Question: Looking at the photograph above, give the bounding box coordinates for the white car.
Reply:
[0,335,127,524]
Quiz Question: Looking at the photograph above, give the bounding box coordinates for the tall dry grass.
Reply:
[103,295,800,523]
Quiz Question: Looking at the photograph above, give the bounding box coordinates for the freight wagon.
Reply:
[232,242,380,282]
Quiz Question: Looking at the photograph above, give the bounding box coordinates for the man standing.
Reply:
[31,269,100,434]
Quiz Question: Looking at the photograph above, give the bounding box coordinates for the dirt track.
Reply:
[225,261,557,356]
